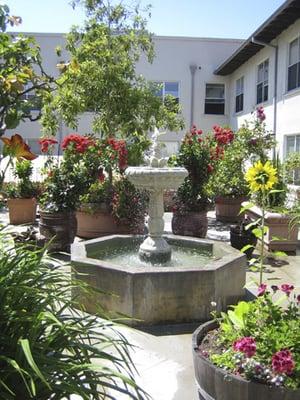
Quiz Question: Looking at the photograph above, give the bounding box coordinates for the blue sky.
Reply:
[5,0,284,39]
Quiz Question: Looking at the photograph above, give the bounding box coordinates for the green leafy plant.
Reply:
[0,4,53,135]
[0,232,149,399]
[7,159,38,199]
[206,130,249,198]
[284,152,300,185]
[171,125,213,213]
[206,285,300,390]
[41,0,184,139]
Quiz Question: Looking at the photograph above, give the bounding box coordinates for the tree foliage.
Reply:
[41,0,184,138]
[0,4,53,135]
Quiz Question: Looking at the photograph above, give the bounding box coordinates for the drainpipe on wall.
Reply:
[189,64,198,128]
[251,37,278,160]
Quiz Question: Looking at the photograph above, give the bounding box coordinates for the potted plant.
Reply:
[72,135,147,238]
[38,135,90,252]
[206,125,249,222]
[6,159,38,224]
[171,125,214,238]
[193,284,300,400]
[77,176,147,238]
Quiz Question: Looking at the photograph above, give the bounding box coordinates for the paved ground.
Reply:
[2,210,300,400]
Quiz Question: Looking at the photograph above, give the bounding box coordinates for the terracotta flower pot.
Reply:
[76,208,145,239]
[172,211,208,238]
[7,198,37,225]
[192,320,300,400]
[245,204,298,252]
[215,196,247,223]
[39,210,77,253]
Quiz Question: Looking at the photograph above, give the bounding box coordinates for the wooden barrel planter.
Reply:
[7,198,37,225]
[215,196,247,223]
[39,210,77,253]
[192,320,300,400]
[76,209,145,239]
[172,211,208,238]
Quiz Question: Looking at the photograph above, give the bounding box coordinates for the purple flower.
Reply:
[297,294,300,304]
[233,337,256,358]
[272,350,295,375]
[258,283,267,297]
[280,284,294,297]
[256,106,266,122]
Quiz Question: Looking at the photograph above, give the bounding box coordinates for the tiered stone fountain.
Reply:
[71,130,246,326]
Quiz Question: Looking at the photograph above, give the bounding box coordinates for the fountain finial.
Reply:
[146,128,168,168]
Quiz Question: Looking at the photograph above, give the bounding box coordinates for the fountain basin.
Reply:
[71,235,247,326]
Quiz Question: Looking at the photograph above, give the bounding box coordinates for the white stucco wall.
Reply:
[5,33,242,155]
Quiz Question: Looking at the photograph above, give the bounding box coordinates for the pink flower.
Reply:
[258,283,267,296]
[233,337,256,358]
[272,350,295,375]
[280,284,294,297]
[256,106,266,122]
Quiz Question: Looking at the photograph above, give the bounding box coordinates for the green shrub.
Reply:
[0,233,148,399]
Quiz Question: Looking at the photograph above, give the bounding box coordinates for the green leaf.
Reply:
[273,251,287,257]
[19,339,51,389]
[239,202,255,215]
[240,244,254,253]
[245,218,261,230]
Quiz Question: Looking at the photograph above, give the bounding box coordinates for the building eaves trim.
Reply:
[214,0,300,76]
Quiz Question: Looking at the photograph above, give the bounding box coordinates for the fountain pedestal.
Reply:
[126,166,188,263]
[139,189,171,263]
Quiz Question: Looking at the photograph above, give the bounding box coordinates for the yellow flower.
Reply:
[245,160,278,192]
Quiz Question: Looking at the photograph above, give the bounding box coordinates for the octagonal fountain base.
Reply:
[71,235,247,326]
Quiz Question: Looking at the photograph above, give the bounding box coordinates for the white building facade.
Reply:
[6,0,300,160]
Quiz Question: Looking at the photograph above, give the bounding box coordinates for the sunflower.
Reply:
[245,160,278,192]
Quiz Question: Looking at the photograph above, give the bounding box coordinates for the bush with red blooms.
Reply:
[169,125,215,214]
[39,133,134,213]
[207,284,300,390]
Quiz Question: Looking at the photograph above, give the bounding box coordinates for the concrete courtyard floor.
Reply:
[1,210,300,400]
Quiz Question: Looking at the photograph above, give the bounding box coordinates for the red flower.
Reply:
[257,283,267,296]
[233,337,256,358]
[213,125,234,145]
[39,137,58,153]
[272,350,295,375]
[62,133,93,153]
[207,164,213,173]
[280,284,294,297]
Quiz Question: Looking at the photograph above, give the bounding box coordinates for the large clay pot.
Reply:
[76,208,145,239]
[39,210,77,252]
[192,320,300,400]
[246,204,299,252]
[215,196,247,223]
[7,198,37,225]
[172,211,208,238]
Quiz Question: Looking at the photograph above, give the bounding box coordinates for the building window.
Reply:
[153,81,179,104]
[256,60,269,104]
[205,83,225,115]
[286,135,300,184]
[288,37,300,91]
[235,77,244,113]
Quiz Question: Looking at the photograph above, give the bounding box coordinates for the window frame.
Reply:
[153,81,180,104]
[256,59,269,104]
[204,83,225,115]
[235,76,244,113]
[287,36,300,92]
